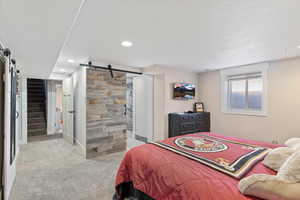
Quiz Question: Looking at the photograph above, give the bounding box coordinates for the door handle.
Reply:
[68,111,75,114]
[124,104,127,116]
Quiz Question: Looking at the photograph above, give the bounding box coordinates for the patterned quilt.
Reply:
[150,134,271,179]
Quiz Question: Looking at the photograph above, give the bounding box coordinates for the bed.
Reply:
[114,132,280,200]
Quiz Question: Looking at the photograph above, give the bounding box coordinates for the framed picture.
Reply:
[194,102,204,112]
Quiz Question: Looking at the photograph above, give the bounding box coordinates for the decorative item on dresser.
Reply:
[168,112,210,138]
[194,102,205,112]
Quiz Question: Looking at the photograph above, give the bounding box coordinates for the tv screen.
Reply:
[173,83,195,100]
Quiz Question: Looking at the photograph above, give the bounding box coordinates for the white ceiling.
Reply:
[0,0,83,78]
[2,0,300,78]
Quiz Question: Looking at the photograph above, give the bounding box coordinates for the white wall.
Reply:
[72,68,86,154]
[198,57,300,144]
[143,66,200,139]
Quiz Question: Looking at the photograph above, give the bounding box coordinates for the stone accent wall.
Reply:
[86,69,127,158]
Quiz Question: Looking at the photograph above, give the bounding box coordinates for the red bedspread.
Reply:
[115,133,280,200]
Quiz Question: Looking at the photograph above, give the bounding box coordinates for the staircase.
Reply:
[27,79,47,137]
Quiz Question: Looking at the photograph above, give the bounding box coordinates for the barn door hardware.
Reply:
[80,61,142,78]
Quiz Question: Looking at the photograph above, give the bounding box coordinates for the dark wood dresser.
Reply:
[168,112,210,138]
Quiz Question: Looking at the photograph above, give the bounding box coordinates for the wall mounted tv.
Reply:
[173,83,195,100]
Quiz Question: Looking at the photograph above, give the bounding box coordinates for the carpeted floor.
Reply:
[9,138,129,200]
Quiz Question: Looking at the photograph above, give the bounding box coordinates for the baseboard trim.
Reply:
[134,135,148,143]
[74,139,86,157]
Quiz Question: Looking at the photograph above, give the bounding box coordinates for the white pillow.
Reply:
[291,143,300,151]
[277,151,300,183]
[239,151,300,200]
[285,138,300,147]
[263,147,295,171]
[239,174,300,200]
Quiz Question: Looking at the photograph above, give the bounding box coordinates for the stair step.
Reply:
[27,85,44,89]
[28,108,45,112]
[27,85,44,88]
[27,80,44,84]
[28,98,45,102]
[28,79,44,82]
[27,88,44,95]
[28,123,46,129]
[27,96,45,102]
[28,95,45,98]
[28,112,45,118]
[28,119,46,124]
[28,103,45,107]
[28,128,46,132]
[28,86,44,89]
[28,97,45,101]
[28,107,45,112]
[28,118,46,124]
[28,128,47,136]
[28,110,45,114]
[28,93,44,97]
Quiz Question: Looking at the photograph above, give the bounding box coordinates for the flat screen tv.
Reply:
[173,83,195,100]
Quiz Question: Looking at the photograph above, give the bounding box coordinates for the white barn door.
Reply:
[133,75,154,142]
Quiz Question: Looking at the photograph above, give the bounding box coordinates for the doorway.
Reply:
[27,79,65,142]
[27,79,47,141]
[126,74,154,149]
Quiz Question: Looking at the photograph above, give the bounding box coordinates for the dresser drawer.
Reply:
[179,122,196,132]
[168,112,210,137]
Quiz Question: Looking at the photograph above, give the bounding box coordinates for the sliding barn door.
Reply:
[86,69,127,158]
[10,65,17,164]
[133,75,154,142]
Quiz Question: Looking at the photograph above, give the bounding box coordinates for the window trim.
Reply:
[220,63,268,116]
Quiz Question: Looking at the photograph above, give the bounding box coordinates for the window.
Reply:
[221,63,268,116]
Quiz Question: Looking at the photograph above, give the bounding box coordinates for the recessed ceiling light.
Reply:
[297,45,300,49]
[68,59,75,63]
[121,41,133,47]
[60,69,66,72]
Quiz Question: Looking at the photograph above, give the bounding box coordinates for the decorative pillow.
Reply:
[291,143,300,151]
[263,147,295,171]
[239,174,300,200]
[285,138,300,147]
[277,151,300,183]
[239,151,300,200]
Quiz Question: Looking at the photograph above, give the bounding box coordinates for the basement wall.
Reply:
[198,57,300,144]
[143,66,200,140]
